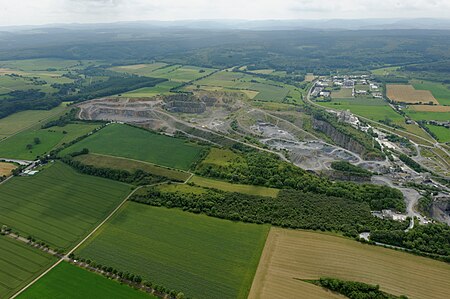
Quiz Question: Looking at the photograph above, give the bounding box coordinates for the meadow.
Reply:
[405,109,450,122]
[331,88,353,98]
[121,81,180,97]
[61,124,205,170]
[0,104,67,139]
[74,153,191,182]
[0,162,131,249]
[0,236,57,298]
[18,262,156,299]
[249,228,450,299]
[0,123,100,160]
[190,175,279,197]
[425,124,450,143]
[76,203,269,299]
[317,98,433,141]
[192,70,291,102]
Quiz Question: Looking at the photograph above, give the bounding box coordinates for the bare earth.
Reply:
[248,227,450,299]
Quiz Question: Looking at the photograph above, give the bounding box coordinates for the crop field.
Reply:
[409,105,450,112]
[305,73,316,82]
[18,262,156,299]
[249,228,450,299]
[317,98,433,141]
[387,84,439,104]
[121,81,180,97]
[0,104,67,139]
[74,153,191,182]
[0,236,57,298]
[331,88,353,98]
[60,124,205,170]
[0,162,131,249]
[193,71,291,102]
[405,108,450,122]
[112,63,216,82]
[412,80,450,106]
[425,125,450,143]
[76,203,269,299]
[0,161,16,176]
[0,123,100,160]
[190,176,279,197]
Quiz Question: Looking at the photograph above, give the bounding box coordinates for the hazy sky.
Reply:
[0,0,449,26]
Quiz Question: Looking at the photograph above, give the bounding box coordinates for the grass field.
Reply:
[200,148,240,166]
[121,81,180,97]
[74,153,191,182]
[249,228,450,299]
[76,203,269,299]
[387,84,439,105]
[193,70,291,103]
[0,123,100,160]
[60,124,204,170]
[190,176,279,197]
[0,236,57,298]
[409,105,450,112]
[425,124,450,143]
[18,262,156,299]
[0,162,131,249]
[0,161,16,176]
[317,98,433,141]
[331,88,353,98]
[0,105,67,139]
[405,109,450,122]
[412,80,450,106]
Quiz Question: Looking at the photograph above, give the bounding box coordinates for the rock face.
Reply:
[431,199,450,225]
[312,118,366,156]
[163,94,207,113]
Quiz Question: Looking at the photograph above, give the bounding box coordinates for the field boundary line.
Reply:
[9,185,144,299]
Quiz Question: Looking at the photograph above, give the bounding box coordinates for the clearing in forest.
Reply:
[249,228,450,299]
[76,203,269,299]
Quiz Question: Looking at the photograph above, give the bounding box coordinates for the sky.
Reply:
[0,0,449,26]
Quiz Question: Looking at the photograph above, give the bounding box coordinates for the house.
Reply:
[319,91,331,97]
[343,80,354,88]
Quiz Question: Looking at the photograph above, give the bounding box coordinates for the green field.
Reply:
[412,80,450,106]
[121,81,180,97]
[0,162,131,249]
[0,123,100,160]
[0,237,57,298]
[405,109,450,122]
[18,262,156,299]
[61,124,205,170]
[77,203,269,299]
[0,105,67,139]
[190,175,279,197]
[317,98,433,141]
[74,153,191,182]
[193,70,291,102]
[111,63,216,82]
[331,88,353,98]
[426,124,450,143]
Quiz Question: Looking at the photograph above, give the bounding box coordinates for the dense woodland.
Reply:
[131,187,407,237]
[197,145,405,211]
[309,278,408,299]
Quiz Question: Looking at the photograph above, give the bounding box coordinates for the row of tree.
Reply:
[131,187,407,237]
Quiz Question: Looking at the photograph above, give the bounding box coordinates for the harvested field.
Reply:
[410,105,450,112]
[0,237,57,298]
[0,161,16,176]
[190,175,279,197]
[387,84,439,104]
[305,73,316,82]
[249,228,450,299]
[74,153,191,182]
